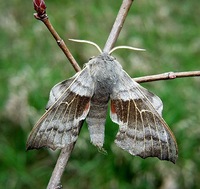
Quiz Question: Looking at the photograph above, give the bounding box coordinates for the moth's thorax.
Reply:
[87,53,122,86]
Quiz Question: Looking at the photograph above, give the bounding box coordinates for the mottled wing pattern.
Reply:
[110,70,178,163]
[26,67,94,150]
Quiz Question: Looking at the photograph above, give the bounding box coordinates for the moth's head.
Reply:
[86,52,115,65]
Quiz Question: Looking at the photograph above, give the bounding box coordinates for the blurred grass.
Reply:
[0,0,200,188]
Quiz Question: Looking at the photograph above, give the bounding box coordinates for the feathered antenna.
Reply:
[69,39,102,53]
[109,46,146,54]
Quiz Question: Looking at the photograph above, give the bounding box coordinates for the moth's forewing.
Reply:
[137,85,164,116]
[110,69,178,163]
[26,68,94,150]
[27,53,178,163]
[46,75,77,110]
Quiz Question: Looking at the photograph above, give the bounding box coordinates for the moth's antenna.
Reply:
[109,46,146,54]
[69,39,102,53]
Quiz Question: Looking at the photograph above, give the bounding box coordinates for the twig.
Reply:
[134,71,200,83]
[46,1,134,188]
[32,1,81,188]
[47,147,72,189]
[41,17,81,72]
[47,122,84,189]
[103,0,134,52]
[33,6,81,72]
[47,147,73,189]
[31,1,200,189]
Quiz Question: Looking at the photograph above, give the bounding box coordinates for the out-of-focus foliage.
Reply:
[0,0,200,188]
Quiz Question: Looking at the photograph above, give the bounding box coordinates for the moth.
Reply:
[26,40,178,163]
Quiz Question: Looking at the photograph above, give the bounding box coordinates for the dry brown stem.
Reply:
[134,71,200,83]
[31,1,199,188]
[34,13,81,72]
[103,0,134,52]
[33,11,81,189]
[45,1,134,188]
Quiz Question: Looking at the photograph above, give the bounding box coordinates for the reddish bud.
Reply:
[33,0,46,16]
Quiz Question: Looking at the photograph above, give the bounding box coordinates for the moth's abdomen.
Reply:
[86,93,109,148]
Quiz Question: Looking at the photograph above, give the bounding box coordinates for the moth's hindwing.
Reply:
[110,70,178,163]
[26,67,94,150]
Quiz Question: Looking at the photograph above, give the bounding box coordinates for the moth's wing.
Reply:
[45,75,76,110]
[138,85,163,116]
[110,71,178,163]
[26,67,94,150]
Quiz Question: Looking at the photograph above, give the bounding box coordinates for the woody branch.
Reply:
[33,1,81,189]
[32,0,200,83]
[31,0,199,189]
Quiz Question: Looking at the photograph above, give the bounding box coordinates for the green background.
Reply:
[0,0,200,188]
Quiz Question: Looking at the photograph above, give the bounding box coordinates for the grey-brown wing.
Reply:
[110,70,178,163]
[26,68,94,150]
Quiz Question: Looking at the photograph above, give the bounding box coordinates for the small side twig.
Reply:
[41,17,81,72]
[31,1,200,189]
[134,71,200,83]
[33,0,81,72]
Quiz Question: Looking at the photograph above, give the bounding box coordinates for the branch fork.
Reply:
[30,0,200,188]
